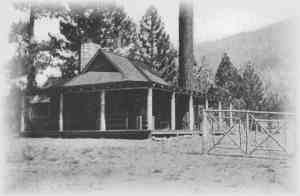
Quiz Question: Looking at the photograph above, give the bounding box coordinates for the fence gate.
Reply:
[204,109,296,159]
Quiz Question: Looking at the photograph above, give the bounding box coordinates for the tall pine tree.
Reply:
[137,6,177,83]
[242,62,264,110]
[215,53,243,102]
[7,1,65,133]
[11,1,66,90]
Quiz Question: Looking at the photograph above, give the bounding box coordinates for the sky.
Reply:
[33,0,299,44]
[1,0,299,62]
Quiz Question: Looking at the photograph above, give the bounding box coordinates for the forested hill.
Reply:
[194,19,297,97]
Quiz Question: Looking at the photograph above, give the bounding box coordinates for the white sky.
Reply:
[1,0,299,64]
[35,0,300,43]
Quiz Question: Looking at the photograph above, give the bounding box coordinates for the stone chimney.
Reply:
[178,0,194,89]
[80,40,100,72]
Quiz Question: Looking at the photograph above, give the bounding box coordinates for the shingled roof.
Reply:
[60,49,170,88]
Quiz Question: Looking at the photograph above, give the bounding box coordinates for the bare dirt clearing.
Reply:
[4,136,296,194]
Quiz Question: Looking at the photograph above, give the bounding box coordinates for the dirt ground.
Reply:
[4,136,297,195]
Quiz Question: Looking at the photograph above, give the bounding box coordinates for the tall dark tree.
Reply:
[11,1,66,90]
[58,2,137,78]
[6,1,66,133]
[242,62,264,110]
[137,6,177,83]
[215,53,243,101]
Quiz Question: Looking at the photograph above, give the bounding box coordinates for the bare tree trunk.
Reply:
[178,0,194,89]
[27,6,36,92]
[22,5,36,132]
[28,7,35,41]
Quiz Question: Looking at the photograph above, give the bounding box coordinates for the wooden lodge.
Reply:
[21,2,201,138]
[21,42,203,138]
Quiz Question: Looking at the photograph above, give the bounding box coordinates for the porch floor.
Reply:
[21,130,151,139]
[21,129,202,139]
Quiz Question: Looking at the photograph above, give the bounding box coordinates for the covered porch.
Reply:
[23,82,202,135]
[58,84,202,132]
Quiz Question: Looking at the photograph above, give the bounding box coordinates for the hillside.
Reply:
[194,19,297,98]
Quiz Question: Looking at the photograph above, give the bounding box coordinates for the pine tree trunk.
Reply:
[28,7,35,42]
[22,5,36,133]
[27,6,36,93]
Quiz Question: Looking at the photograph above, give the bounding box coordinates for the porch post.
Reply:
[171,91,176,130]
[202,108,209,153]
[59,93,64,132]
[100,90,106,131]
[189,93,194,130]
[205,98,209,110]
[147,88,153,130]
[20,95,26,133]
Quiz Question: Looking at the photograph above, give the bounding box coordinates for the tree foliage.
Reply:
[9,1,66,91]
[215,53,243,100]
[136,6,177,83]
[241,62,264,110]
[193,56,213,94]
[57,2,137,78]
[262,92,286,112]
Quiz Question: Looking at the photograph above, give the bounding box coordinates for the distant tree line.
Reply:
[194,53,289,112]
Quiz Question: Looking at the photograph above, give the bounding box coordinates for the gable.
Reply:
[68,49,170,87]
[103,52,147,81]
[85,52,119,72]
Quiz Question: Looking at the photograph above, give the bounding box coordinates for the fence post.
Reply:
[245,110,249,154]
[229,103,233,127]
[218,101,222,131]
[202,108,209,154]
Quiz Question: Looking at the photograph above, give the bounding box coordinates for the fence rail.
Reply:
[206,109,296,115]
[201,106,296,159]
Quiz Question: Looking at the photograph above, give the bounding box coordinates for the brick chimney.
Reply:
[178,0,194,89]
[80,40,100,72]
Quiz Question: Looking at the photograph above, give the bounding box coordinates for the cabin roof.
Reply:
[38,48,202,95]
[58,49,170,88]
[63,72,123,87]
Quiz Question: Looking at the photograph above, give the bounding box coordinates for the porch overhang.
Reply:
[37,80,203,98]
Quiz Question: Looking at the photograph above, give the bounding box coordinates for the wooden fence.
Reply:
[200,102,296,159]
